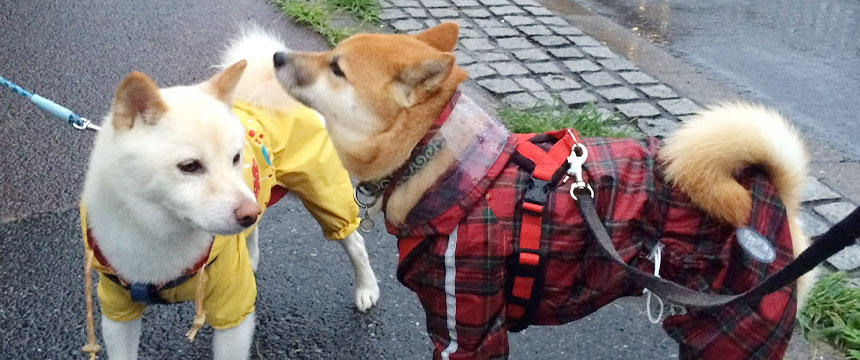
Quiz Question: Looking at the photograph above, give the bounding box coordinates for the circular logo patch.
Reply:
[736,227,776,263]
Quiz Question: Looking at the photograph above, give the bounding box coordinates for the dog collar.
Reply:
[355,91,461,200]
[85,225,214,295]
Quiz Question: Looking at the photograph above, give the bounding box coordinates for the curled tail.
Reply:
[661,102,807,227]
[219,25,301,111]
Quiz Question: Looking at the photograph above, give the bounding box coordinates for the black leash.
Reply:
[574,187,860,309]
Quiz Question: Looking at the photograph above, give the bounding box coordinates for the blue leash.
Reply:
[0,75,100,131]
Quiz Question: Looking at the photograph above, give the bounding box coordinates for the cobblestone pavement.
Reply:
[379,0,859,274]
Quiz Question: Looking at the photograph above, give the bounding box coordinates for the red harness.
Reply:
[506,129,580,330]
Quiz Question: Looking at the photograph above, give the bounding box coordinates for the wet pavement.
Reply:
[569,0,860,160]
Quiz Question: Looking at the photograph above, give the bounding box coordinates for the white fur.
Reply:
[84,82,257,358]
[339,231,381,312]
[213,312,256,360]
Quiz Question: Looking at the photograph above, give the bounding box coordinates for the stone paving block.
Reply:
[502,92,542,109]
[459,28,482,38]
[421,0,451,7]
[450,18,474,28]
[551,26,584,36]
[391,19,424,32]
[455,51,477,65]
[541,75,581,90]
[428,8,459,17]
[532,91,555,103]
[512,49,551,61]
[532,35,569,47]
[568,36,602,47]
[519,25,553,36]
[658,98,701,115]
[581,46,618,58]
[478,0,510,5]
[453,0,480,6]
[477,78,523,95]
[491,62,530,76]
[678,115,697,122]
[814,201,856,223]
[497,37,533,49]
[463,63,497,79]
[476,18,506,28]
[638,84,678,99]
[391,0,421,6]
[461,38,495,51]
[523,6,554,16]
[424,19,441,27]
[619,71,658,85]
[485,27,520,37]
[405,7,428,18]
[511,0,540,5]
[798,209,830,236]
[515,77,545,92]
[538,16,569,26]
[598,58,638,71]
[563,59,600,72]
[581,72,621,87]
[616,102,661,118]
[379,0,393,7]
[637,117,680,138]
[490,5,525,15]
[503,15,537,26]
[560,90,597,106]
[596,86,640,102]
[477,52,511,62]
[380,8,408,20]
[525,61,562,74]
[462,8,491,18]
[827,245,860,271]
[549,47,584,59]
[801,176,842,203]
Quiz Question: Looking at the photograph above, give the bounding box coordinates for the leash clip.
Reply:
[562,139,593,200]
[72,116,101,132]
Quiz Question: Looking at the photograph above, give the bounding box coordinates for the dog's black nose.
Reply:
[273,51,288,68]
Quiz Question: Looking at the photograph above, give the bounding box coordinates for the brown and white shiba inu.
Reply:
[268,23,815,358]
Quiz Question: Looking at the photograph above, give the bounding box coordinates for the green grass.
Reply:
[799,272,860,359]
[498,102,631,137]
[275,0,380,46]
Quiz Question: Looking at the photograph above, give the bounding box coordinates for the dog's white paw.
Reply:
[354,282,380,312]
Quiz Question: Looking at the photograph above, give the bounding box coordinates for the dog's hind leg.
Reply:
[339,230,380,312]
[213,312,255,360]
[246,228,260,272]
[102,316,141,360]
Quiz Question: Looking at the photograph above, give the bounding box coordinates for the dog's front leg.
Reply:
[213,312,255,360]
[339,230,380,312]
[101,316,141,360]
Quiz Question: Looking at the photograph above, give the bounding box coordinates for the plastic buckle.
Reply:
[523,177,550,207]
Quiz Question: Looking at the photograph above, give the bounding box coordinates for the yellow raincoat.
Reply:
[81,102,360,329]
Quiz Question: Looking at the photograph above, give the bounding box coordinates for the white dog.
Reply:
[80,32,378,360]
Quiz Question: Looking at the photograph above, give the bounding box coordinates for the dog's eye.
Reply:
[177,159,205,174]
[330,60,345,78]
[232,152,241,165]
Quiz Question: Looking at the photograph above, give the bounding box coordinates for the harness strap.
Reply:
[506,130,578,332]
[574,187,860,309]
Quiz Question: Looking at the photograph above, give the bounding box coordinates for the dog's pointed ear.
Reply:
[391,54,455,107]
[111,71,168,131]
[203,60,247,104]
[413,22,459,52]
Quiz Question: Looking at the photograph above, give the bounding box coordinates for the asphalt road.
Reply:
[571,0,860,161]
[0,0,682,359]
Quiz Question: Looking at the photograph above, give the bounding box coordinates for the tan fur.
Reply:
[661,102,813,305]
[277,23,817,307]
[203,60,247,103]
[111,72,168,130]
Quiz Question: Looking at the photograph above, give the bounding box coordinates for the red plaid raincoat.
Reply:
[388,101,797,359]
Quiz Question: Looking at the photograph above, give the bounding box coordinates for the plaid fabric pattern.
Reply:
[393,133,796,360]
